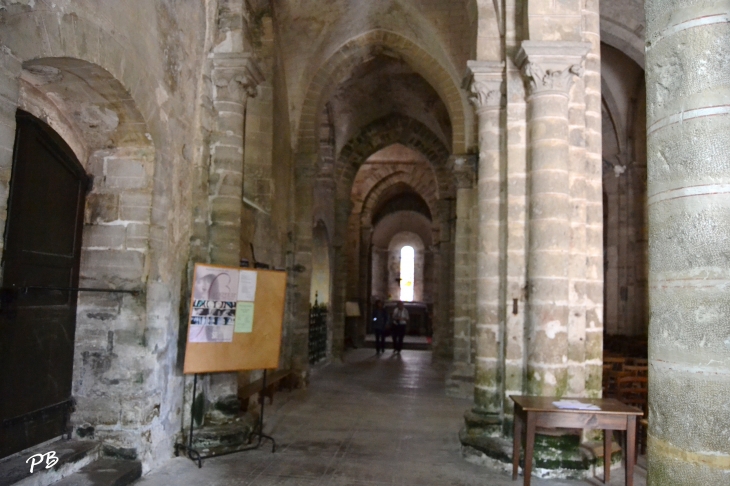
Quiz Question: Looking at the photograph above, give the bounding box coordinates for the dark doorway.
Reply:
[0,110,88,458]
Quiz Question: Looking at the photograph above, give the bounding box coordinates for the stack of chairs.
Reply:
[602,353,649,456]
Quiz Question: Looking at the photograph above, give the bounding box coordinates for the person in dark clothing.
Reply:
[371,299,389,355]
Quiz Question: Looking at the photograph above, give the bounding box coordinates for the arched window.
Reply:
[400,245,415,302]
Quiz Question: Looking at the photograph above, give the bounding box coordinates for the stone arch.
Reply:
[0,9,168,144]
[296,29,471,156]
[599,0,646,69]
[336,114,453,205]
[10,55,159,459]
[601,81,624,156]
[361,175,438,229]
[0,7,186,466]
[330,113,456,359]
[372,220,433,304]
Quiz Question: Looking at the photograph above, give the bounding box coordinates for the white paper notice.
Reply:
[552,400,601,411]
[237,270,258,302]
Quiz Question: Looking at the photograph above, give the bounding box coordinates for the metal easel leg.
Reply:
[251,369,276,452]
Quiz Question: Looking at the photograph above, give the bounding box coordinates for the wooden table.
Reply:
[510,395,643,486]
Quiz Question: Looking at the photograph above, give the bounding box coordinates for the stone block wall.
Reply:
[0,0,208,471]
[0,49,20,274]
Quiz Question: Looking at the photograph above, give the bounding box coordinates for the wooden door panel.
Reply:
[0,110,87,459]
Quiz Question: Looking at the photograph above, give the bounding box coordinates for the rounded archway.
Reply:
[0,54,160,461]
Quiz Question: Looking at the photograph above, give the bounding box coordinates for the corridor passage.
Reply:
[134,350,646,486]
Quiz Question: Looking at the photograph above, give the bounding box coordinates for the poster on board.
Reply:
[188,265,258,343]
[183,264,287,373]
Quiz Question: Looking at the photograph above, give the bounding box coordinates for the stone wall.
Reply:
[0,0,207,471]
[0,48,20,268]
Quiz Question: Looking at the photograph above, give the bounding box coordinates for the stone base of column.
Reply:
[460,417,623,480]
[459,409,505,463]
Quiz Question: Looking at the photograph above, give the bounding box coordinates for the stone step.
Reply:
[52,458,141,486]
[0,439,99,486]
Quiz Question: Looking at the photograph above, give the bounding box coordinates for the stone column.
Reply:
[289,162,315,374]
[447,155,477,398]
[645,1,730,483]
[580,0,604,397]
[358,224,372,346]
[465,61,505,415]
[331,197,353,360]
[207,54,263,265]
[433,197,455,361]
[204,52,263,408]
[516,41,590,397]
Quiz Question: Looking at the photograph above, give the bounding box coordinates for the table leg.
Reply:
[523,412,536,486]
[513,412,522,480]
[626,416,636,486]
[604,429,611,484]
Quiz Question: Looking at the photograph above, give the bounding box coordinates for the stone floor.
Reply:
[134,349,647,486]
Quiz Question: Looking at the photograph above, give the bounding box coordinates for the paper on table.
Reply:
[235,302,254,333]
[552,399,601,411]
[237,270,257,301]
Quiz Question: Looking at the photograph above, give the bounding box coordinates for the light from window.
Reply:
[400,246,415,302]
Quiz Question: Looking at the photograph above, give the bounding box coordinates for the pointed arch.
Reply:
[335,114,454,205]
[296,29,471,156]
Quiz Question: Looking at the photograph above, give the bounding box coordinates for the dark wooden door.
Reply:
[0,110,88,458]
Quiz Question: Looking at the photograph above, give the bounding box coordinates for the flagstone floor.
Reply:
[133,349,646,486]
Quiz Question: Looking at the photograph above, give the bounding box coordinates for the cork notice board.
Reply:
[183,264,287,374]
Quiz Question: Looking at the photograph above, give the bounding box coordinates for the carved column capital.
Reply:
[469,80,503,110]
[522,61,583,94]
[211,53,264,100]
[448,154,477,189]
[516,41,591,96]
[463,60,505,112]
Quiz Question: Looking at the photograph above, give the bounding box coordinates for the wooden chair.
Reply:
[624,365,648,377]
[617,375,648,456]
[605,370,632,399]
[604,356,626,371]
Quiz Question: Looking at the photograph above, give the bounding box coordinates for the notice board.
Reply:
[183,263,287,374]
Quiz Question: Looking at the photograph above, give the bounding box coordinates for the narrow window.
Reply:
[400,245,415,302]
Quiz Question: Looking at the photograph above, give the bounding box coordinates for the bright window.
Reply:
[400,246,415,302]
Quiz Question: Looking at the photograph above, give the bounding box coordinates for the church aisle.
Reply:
[134,349,646,486]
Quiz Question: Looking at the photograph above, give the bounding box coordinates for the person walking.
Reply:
[391,301,409,354]
[371,299,389,355]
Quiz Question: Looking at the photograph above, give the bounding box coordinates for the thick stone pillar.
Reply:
[516,41,589,397]
[465,61,505,415]
[645,2,730,483]
[447,155,477,398]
